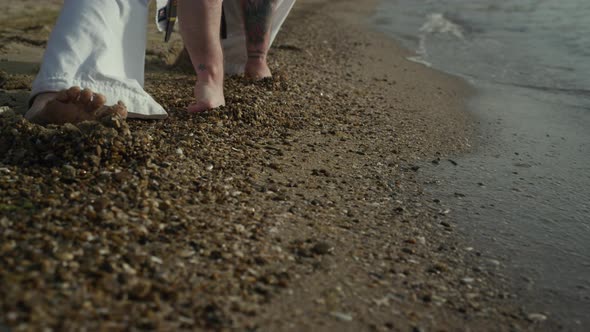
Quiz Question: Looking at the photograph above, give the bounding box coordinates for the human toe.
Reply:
[79,88,93,106]
[95,101,128,119]
[112,101,128,118]
[55,89,70,102]
[90,93,106,110]
[65,86,82,101]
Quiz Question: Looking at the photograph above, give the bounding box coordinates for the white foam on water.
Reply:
[406,56,432,67]
[419,13,464,39]
[409,13,464,69]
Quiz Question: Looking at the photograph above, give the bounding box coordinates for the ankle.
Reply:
[195,63,223,84]
[246,56,268,67]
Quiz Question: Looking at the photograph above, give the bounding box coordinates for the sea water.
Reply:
[372,0,590,330]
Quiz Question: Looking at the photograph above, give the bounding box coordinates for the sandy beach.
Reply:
[0,0,555,330]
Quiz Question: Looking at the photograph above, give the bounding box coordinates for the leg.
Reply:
[178,0,226,113]
[27,0,167,124]
[241,0,276,79]
[220,0,295,75]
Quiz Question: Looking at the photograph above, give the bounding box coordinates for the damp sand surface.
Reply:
[374,1,590,329]
[0,0,556,330]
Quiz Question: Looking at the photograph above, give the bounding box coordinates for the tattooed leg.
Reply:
[178,0,225,113]
[241,0,276,79]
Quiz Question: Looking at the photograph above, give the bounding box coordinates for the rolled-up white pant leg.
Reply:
[30,0,168,119]
[222,0,297,75]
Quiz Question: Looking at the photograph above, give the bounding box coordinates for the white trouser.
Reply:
[31,0,296,119]
[31,0,166,119]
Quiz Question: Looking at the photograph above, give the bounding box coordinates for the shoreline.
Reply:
[422,82,590,331]
[0,0,551,330]
[372,2,590,329]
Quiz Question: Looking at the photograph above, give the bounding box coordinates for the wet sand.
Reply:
[0,0,554,331]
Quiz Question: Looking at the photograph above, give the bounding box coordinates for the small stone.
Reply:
[57,252,74,261]
[122,263,137,275]
[402,248,414,254]
[461,277,474,284]
[311,242,332,255]
[528,313,547,321]
[5,312,18,322]
[150,256,163,264]
[433,263,448,272]
[129,279,152,300]
[330,311,353,321]
[61,165,77,178]
[180,250,195,258]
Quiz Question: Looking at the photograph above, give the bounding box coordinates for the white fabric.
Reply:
[31,0,296,119]
[31,0,167,119]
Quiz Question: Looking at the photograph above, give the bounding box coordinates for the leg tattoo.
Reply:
[247,50,266,60]
[242,0,275,46]
[241,0,276,79]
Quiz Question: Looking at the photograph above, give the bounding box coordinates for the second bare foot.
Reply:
[244,59,272,80]
[25,87,128,126]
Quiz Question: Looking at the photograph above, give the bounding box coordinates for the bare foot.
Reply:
[25,86,128,125]
[187,67,225,113]
[244,59,272,80]
[188,82,226,113]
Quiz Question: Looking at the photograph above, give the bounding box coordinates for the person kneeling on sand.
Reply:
[24,0,280,126]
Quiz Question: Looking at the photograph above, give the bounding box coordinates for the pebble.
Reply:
[150,256,163,264]
[461,277,474,284]
[56,252,74,261]
[330,311,353,322]
[527,313,547,321]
